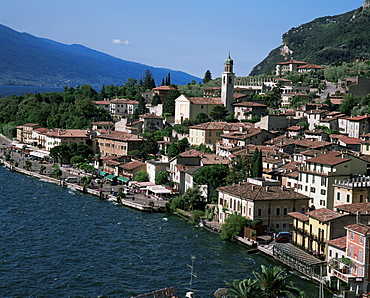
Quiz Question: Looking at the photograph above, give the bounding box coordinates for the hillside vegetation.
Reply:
[250,3,370,75]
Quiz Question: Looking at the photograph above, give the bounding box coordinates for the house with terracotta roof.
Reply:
[297,64,325,73]
[188,121,245,147]
[289,208,350,258]
[41,129,89,151]
[91,121,115,131]
[220,128,276,147]
[255,113,302,133]
[232,101,268,121]
[168,149,229,194]
[16,123,43,145]
[329,134,363,152]
[329,223,370,296]
[94,100,110,112]
[217,177,309,233]
[139,113,164,131]
[297,151,368,210]
[275,60,308,76]
[174,94,222,124]
[118,160,146,180]
[281,92,308,107]
[109,98,139,119]
[97,131,143,157]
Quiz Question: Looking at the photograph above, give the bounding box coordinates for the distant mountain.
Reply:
[0,24,200,88]
[250,1,370,76]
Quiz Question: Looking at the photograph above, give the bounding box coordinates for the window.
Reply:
[337,192,340,201]
[276,223,280,229]
[257,209,262,217]
[306,174,309,183]
[283,208,287,215]
[360,235,363,244]
[350,232,354,240]
[359,249,363,262]
[320,189,326,195]
[347,194,350,203]
[276,208,280,216]
[208,132,212,137]
[360,194,364,202]
[216,132,221,137]
[305,186,308,191]
[282,223,287,228]
[321,177,326,186]
[310,187,316,193]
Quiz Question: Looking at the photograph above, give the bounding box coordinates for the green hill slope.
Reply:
[250,2,370,76]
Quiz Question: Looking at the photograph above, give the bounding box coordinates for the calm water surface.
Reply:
[0,166,331,297]
[0,85,63,97]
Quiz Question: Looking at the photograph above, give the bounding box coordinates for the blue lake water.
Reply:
[0,85,64,97]
[0,166,331,297]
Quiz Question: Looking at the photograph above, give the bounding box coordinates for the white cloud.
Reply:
[112,39,130,45]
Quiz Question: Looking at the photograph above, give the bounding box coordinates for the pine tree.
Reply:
[203,70,212,83]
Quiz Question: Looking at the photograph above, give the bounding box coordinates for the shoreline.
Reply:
[0,135,335,296]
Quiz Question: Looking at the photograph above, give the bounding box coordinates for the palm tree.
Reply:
[226,278,259,298]
[253,265,301,298]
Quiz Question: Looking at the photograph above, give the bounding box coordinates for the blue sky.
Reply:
[0,0,364,79]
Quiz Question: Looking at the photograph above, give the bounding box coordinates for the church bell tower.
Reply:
[221,53,234,114]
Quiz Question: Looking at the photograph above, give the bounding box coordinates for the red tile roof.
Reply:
[288,212,309,221]
[306,208,346,222]
[328,236,347,249]
[98,131,143,141]
[306,151,350,166]
[345,223,370,235]
[187,97,222,105]
[217,183,309,201]
[233,101,267,107]
[335,202,370,214]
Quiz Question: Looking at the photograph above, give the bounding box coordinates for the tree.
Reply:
[167,142,180,158]
[220,214,248,240]
[210,105,229,121]
[163,89,181,115]
[151,94,161,106]
[178,138,190,153]
[226,155,252,185]
[339,93,359,115]
[203,70,212,83]
[226,278,259,298]
[182,186,203,211]
[253,265,301,298]
[195,112,210,124]
[140,69,156,90]
[134,170,149,182]
[155,171,169,185]
[251,149,262,178]
[194,164,229,200]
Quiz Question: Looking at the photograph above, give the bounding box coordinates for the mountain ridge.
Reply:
[250,2,370,76]
[0,24,200,88]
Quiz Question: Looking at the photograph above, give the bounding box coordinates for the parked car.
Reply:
[275,235,290,243]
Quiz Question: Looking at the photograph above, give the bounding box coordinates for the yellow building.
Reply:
[174,95,222,124]
[289,208,351,258]
[188,121,243,147]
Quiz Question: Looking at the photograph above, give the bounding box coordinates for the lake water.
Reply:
[0,85,64,97]
[0,166,331,297]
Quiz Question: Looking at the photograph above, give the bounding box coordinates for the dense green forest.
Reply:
[250,3,370,75]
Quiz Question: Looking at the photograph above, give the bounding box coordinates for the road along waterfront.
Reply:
[0,165,334,297]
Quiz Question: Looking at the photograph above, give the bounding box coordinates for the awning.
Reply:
[30,150,50,158]
[99,171,107,176]
[105,174,117,180]
[147,185,172,194]
[118,176,130,182]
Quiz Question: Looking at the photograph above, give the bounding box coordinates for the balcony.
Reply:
[332,268,362,283]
